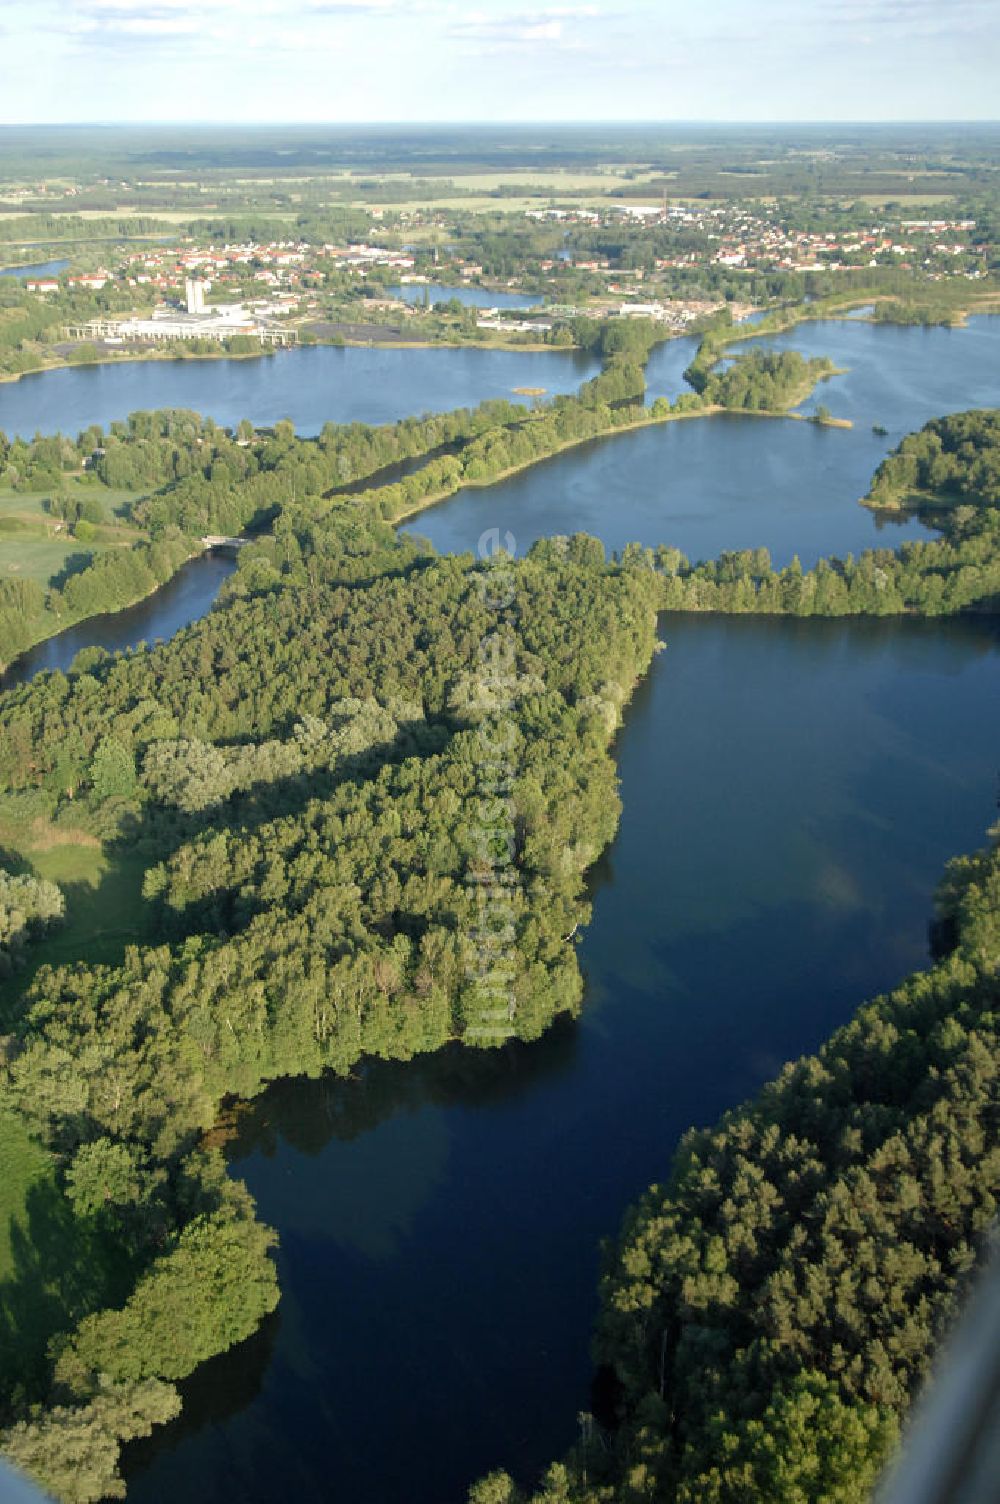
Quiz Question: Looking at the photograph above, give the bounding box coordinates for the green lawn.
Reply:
[0,478,146,524]
[0,814,153,1395]
[0,480,148,588]
[0,492,52,523]
[0,1107,140,1397]
[0,804,154,1021]
[25,841,151,973]
[0,532,94,586]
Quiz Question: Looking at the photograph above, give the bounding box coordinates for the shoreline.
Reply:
[0,541,206,683]
[1,394,855,681]
[390,401,853,525]
[0,332,585,388]
[3,296,998,390]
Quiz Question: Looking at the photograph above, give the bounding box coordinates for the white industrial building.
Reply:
[64,290,297,347]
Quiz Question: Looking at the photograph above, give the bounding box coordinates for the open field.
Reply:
[852,192,959,205]
[402,169,657,191]
[384,193,618,212]
[0,1109,53,1287]
[0,806,153,1022]
[0,480,148,588]
[0,492,52,523]
[0,532,92,585]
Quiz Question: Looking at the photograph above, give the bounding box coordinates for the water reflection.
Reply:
[126,611,1000,1504]
[0,344,601,438]
[0,553,235,692]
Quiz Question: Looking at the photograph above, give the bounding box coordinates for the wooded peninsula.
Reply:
[0,397,997,1500]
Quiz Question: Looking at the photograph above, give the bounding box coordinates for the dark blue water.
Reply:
[124,612,1000,1504]
[0,553,234,692]
[5,314,999,1504]
[0,345,601,439]
[404,316,1000,569]
[736,313,1000,428]
[0,259,68,280]
[391,283,542,310]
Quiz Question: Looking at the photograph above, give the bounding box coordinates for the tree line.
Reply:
[0,504,661,1499]
[465,410,1000,1503]
[865,408,1000,515]
[2,395,998,1500]
[470,821,1000,1504]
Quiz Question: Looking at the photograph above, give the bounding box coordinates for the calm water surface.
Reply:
[0,553,234,692]
[0,258,69,280]
[0,344,600,439]
[125,613,1000,1504]
[403,413,933,570]
[739,314,1000,428]
[5,316,999,1504]
[643,332,700,403]
[390,283,542,310]
[405,316,1000,568]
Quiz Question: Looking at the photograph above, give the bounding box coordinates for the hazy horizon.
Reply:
[5,0,998,127]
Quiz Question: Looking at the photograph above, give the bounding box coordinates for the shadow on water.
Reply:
[0,553,236,693]
[222,1018,582,1164]
[111,606,1000,1504]
[120,1313,282,1476]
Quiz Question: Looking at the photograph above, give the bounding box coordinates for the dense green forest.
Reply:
[0,327,668,668]
[681,311,839,413]
[0,313,854,677]
[0,323,957,677]
[0,117,997,1501]
[697,349,837,412]
[0,874,63,977]
[0,498,660,1499]
[864,408,1000,516]
[0,395,574,667]
[1,386,999,1501]
[464,411,1000,1503]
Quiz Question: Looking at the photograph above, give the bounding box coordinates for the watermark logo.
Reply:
[464,526,521,1043]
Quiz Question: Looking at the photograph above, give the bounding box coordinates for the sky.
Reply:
[1,0,997,124]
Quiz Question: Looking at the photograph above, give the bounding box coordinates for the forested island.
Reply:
[864,409,1000,519]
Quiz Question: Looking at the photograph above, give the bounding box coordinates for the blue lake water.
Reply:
[0,258,69,280]
[3,313,999,1504]
[390,283,543,310]
[404,316,1000,569]
[737,313,1000,428]
[0,344,601,439]
[0,553,234,693]
[124,611,1000,1504]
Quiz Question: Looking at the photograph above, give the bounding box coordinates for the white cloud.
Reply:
[448,4,603,52]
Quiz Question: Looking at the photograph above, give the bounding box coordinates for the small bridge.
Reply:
[202,535,250,557]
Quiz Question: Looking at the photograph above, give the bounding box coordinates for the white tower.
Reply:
[185,278,207,315]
